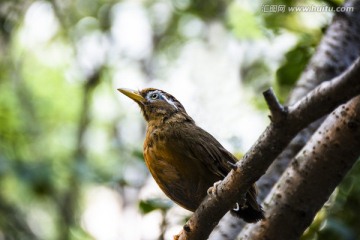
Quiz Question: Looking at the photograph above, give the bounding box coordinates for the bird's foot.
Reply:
[207,180,222,197]
[227,161,238,170]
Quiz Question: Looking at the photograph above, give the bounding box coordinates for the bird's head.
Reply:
[118,88,192,123]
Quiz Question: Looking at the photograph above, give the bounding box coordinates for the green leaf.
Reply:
[227,3,263,39]
[276,45,312,88]
[139,198,173,214]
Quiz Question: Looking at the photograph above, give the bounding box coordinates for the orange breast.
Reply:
[143,126,217,211]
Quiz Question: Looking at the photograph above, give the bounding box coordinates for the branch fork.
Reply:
[175,57,360,240]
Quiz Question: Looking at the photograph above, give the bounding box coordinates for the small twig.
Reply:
[263,88,287,123]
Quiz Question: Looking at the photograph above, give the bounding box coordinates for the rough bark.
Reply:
[210,1,360,238]
[288,0,360,105]
[238,2,360,238]
[260,0,360,203]
[175,57,360,240]
[242,96,360,240]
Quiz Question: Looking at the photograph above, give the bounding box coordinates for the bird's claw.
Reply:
[227,161,238,170]
[233,203,240,211]
[233,195,247,211]
[207,180,222,197]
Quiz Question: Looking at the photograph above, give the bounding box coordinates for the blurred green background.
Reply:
[0,0,359,239]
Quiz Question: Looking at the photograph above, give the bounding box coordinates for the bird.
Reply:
[118,88,264,223]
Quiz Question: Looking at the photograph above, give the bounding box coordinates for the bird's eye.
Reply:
[150,93,159,100]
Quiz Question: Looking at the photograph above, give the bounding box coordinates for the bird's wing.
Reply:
[160,122,262,213]
[170,122,238,178]
[190,126,263,212]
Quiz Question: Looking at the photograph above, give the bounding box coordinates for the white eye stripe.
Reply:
[147,90,178,110]
[162,94,178,110]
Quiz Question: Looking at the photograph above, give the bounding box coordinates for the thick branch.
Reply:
[288,0,360,104]
[212,1,360,238]
[245,96,360,240]
[176,57,360,240]
[258,0,360,204]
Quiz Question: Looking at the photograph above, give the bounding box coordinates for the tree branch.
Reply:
[288,0,360,104]
[258,0,360,207]
[175,57,360,240]
[245,96,360,239]
[211,1,360,238]
[263,88,287,124]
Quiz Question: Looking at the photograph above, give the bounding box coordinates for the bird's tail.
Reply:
[230,185,265,223]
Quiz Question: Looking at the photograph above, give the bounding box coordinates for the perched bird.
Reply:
[118,88,264,223]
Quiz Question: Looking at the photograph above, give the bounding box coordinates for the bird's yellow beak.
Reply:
[117,88,145,103]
